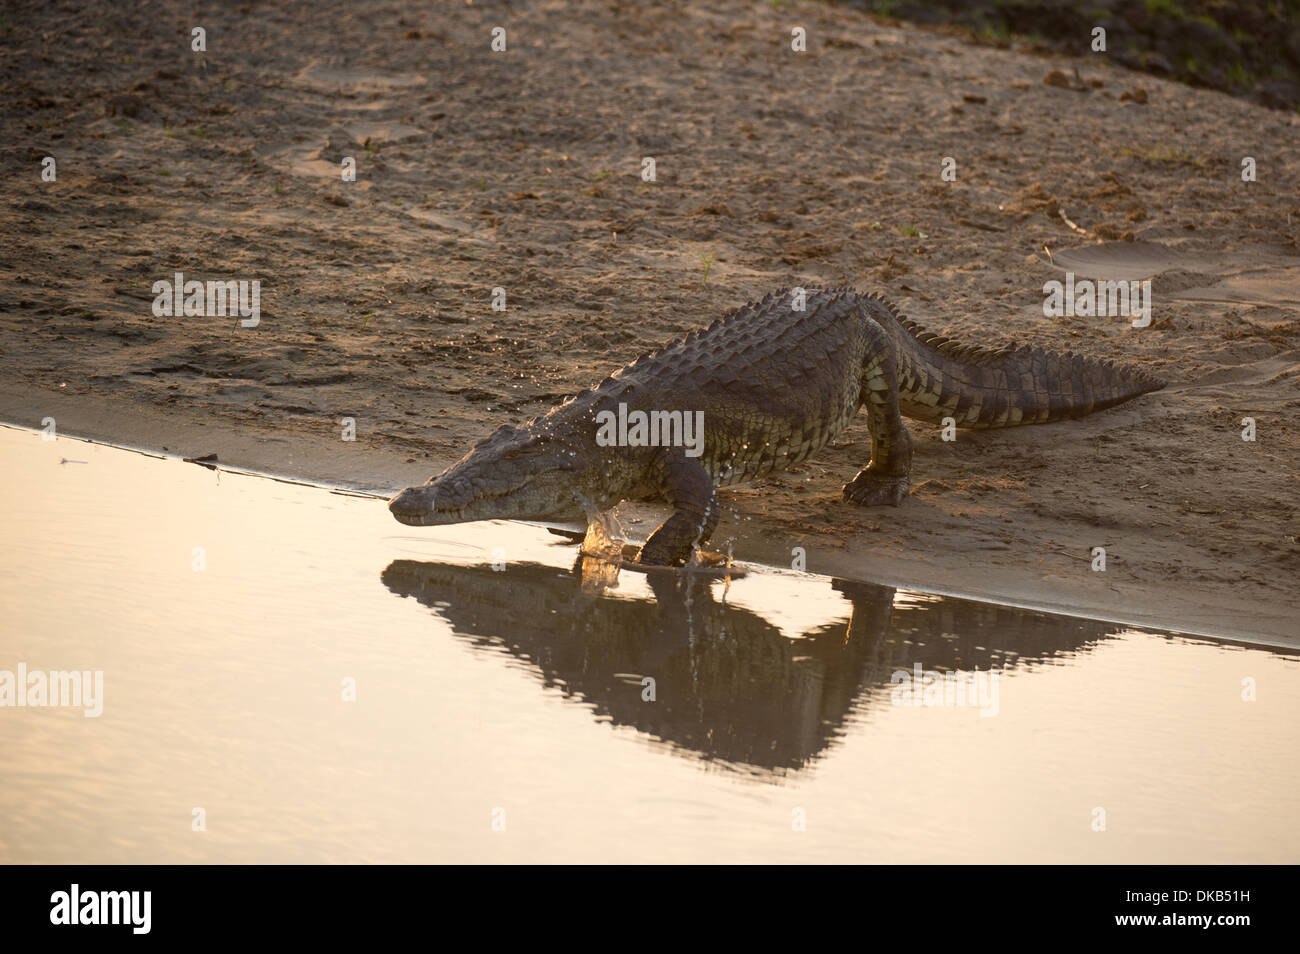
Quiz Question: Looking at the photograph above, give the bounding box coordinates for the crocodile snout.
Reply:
[388,485,436,525]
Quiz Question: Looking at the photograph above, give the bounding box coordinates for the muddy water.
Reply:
[1,425,1296,863]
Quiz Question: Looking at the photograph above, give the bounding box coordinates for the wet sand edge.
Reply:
[4,381,1294,646]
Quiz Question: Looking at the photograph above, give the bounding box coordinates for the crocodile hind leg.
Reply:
[637,450,720,566]
[843,343,914,507]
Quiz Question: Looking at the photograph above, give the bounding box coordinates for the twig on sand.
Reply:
[1058,208,1089,236]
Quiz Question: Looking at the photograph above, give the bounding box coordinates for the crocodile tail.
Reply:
[872,303,1166,429]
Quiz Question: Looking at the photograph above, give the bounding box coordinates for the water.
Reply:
[1,425,1296,863]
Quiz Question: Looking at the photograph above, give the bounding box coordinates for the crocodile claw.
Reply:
[842,471,909,507]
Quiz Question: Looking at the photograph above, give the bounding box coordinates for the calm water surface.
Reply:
[1,426,1296,863]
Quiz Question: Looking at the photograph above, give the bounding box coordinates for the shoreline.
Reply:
[5,382,1295,647]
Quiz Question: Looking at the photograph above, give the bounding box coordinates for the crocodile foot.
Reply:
[842,470,909,507]
[635,543,687,567]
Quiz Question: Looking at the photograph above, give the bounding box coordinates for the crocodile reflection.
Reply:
[380,559,1115,776]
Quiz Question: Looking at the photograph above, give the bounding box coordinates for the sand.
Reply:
[1,0,1297,642]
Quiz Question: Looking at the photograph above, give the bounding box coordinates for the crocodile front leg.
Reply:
[843,339,914,507]
[637,450,720,566]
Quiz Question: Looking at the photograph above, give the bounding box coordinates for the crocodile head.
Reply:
[389,422,590,526]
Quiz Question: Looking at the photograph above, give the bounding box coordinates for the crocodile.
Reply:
[389,288,1165,565]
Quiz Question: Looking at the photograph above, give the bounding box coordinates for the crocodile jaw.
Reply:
[388,474,589,527]
[388,483,531,526]
[388,484,463,526]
